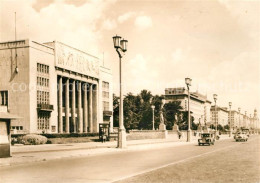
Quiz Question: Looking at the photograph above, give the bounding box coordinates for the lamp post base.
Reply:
[117,128,127,148]
[187,130,192,142]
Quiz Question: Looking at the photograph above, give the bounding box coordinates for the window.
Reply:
[37,112,50,130]
[11,126,23,131]
[103,101,109,111]
[0,91,8,106]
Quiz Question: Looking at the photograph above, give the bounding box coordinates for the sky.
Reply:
[0,0,259,116]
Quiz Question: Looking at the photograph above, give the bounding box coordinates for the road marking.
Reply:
[112,136,259,183]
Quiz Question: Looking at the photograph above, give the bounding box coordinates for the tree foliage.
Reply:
[113,90,194,131]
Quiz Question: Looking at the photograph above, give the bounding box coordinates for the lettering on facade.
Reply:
[56,43,99,78]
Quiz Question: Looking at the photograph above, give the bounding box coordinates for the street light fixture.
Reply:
[185,77,192,142]
[229,102,232,137]
[112,35,128,148]
[238,107,241,130]
[151,105,155,130]
[213,94,218,138]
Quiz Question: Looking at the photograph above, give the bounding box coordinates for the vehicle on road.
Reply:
[242,128,250,137]
[234,132,248,142]
[198,133,215,146]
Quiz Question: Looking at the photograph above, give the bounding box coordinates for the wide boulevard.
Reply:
[0,136,259,183]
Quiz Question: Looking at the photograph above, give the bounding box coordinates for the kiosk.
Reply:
[99,123,110,141]
[0,112,19,158]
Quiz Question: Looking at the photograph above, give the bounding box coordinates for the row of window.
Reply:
[37,112,50,130]
[0,91,8,106]
[37,91,50,104]
[37,77,49,87]
[11,126,23,130]
[37,63,49,74]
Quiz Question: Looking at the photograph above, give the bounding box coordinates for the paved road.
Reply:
[0,136,259,183]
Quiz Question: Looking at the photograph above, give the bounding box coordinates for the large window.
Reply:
[0,91,8,106]
[37,112,50,130]
[37,63,50,131]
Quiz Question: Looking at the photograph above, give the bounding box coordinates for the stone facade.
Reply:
[0,39,113,134]
[165,87,212,124]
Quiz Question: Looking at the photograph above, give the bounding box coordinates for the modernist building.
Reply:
[165,87,211,124]
[210,106,229,127]
[0,39,113,134]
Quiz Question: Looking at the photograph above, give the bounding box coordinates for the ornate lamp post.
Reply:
[213,94,218,138]
[229,102,232,137]
[238,107,241,130]
[185,78,192,142]
[151,105,155,130]
[112,35,128,148]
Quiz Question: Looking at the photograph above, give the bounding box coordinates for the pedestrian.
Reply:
[178,131,181,139]
[102,135,107,143]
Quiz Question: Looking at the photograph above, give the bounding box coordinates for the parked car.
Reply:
[234,132,248,142]
[198,133,215,146]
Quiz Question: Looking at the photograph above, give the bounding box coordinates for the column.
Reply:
[65,78,70,133]
[77,81,83,133]
[92,84,98,133]
[71,80,76,133]
[58,76,63,133]
[83,83,88,133]
[88,84,93,132]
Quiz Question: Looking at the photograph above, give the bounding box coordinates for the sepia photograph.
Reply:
[0,0,259,182]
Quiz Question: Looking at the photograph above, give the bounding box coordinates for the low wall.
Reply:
[126,130,167,140]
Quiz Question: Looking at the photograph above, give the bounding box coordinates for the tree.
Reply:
[178,111,195,130]
[113,94,119,127]
[139,90,152,103]
[217,124,224,132]
[224,125,230,131]
[163,101,183,130]
[123,93,140,130]
[151,95,163,130]
[138,90,153,130]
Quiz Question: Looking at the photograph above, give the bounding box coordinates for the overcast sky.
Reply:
[0,0,259,116]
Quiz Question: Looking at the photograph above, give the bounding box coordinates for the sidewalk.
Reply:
[0,135,231,167]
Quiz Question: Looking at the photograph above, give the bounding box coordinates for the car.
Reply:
[234,132,248,142]
[198,133,215,146]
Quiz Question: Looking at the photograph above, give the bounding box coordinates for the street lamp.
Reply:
[245,111,247,128]
[185,77,192,142]
[229,102,232,137]
[113,35,128,148]
[151,105,155,130]
[213,94,218,138]
[238,107,241,130]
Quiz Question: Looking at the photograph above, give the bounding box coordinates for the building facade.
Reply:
[165,87,211,124]
[0,39,113,134]
[210,106,229,127]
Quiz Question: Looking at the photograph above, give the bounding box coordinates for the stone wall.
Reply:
[126,130,167,140]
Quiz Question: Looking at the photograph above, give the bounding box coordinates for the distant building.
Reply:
[210,106,229,127]
[165,87,211,124]
[253,109,259,129]
[0,39,113,134]
[228,110,241,130]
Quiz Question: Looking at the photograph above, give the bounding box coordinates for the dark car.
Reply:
[198,133,215,146]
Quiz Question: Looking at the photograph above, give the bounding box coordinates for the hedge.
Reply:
[40,133,99,138]
[18,134,47,145]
